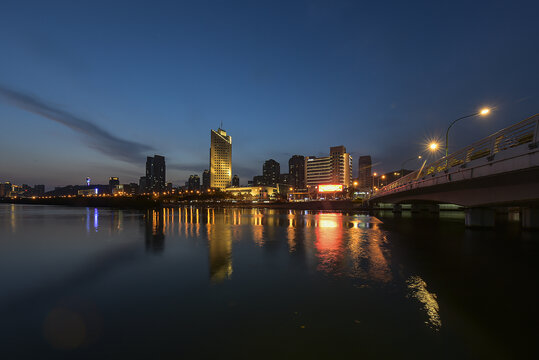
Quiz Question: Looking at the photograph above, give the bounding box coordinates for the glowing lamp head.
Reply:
[429,142,438,151]
[480,108,490,116]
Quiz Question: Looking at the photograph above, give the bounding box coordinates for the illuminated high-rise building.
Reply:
[305,146,352,187]
[210,128,232,189]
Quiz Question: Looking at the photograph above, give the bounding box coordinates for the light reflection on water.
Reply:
[0,204,536,358]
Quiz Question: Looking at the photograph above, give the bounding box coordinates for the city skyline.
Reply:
[1,1,539,187]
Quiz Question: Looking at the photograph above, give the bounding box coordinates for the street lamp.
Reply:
[400,155,422,178]
[445,108,491,157]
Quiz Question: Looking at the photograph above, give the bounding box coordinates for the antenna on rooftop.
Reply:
[220,121,223,129]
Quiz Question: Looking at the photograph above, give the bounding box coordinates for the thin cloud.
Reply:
[0,85,153,164]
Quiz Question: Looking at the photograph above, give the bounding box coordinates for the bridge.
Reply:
[369,114,539,228]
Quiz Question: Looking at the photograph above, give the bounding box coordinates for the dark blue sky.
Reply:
[1,0,538,188]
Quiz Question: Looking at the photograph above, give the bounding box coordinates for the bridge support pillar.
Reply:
[521,208,539,229]
[392,204,402,213]
[465,208,495,228]
[411,204,439,213]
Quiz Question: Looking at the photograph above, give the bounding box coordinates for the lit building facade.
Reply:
[224,186,278,199]
[210,128,232,189]
[305,146,352,187]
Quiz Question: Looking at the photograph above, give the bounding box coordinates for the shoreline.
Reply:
[0,197,367,211]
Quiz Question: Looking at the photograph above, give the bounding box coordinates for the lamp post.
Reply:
[445,108,490,157]
[400,155,422,178]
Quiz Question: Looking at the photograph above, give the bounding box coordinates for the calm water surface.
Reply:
[0,204,537,359]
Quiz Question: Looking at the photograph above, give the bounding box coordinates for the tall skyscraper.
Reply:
[202,169,211,190]
[263,159,280,186]
[146,155,166,192]
[288,155,305,189]
[329,146,352,186]
[305,146,352,187]
[358,156,372,190]
[210,128,232,189]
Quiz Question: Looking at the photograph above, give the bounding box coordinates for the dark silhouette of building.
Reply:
[188,175,201,191]
[0,182,11,197]
[145,210,164,253]
[124,183,139,194]
[279,173,289,184]
[232,174,240,187]
[139,176,148,193]
[288,155,305,189]
[109,177,120,187]
[358,156,372,190]
[34,185,45,196]
[146,155,166,192]
[263,159,280,186]
[253,175,265,186]
[202,169,210,190]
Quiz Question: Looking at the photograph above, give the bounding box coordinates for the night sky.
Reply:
[1,0,538,189]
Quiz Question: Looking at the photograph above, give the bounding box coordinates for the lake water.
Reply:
[0,204,537,359]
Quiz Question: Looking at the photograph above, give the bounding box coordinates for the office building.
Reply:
[139,176,148,192]
[253,175,265,186]
[210,128,232,189]
[279,173,289,185]
[34,185,45,196]
[146,155,166,192]
[263,159,280,186]
[188,175,201,191]
[358,156,372,190]
[0,182,11,197]
[305,146,352,187]
[202,169,210,190]
[232,174,240,187]
[288,155,305,189]
[109,177,120,187]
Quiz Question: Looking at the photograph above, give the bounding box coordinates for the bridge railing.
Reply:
[375,113,539,195]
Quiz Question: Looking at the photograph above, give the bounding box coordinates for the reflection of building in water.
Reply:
[347,221,392,283]
[145,210,165,253]
[207,223,233,283]
[250,209,265,246]
[406,275,442,331]
[314,213,345,274]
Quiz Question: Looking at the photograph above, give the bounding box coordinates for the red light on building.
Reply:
[318,184,343,193]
